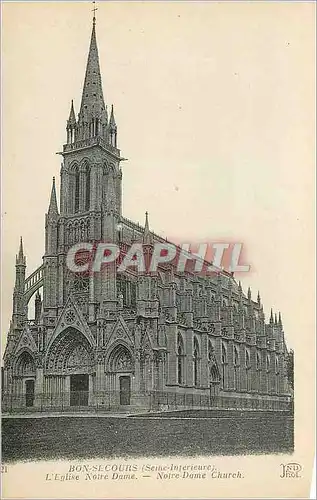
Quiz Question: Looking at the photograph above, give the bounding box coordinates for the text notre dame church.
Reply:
[2,17,293,413]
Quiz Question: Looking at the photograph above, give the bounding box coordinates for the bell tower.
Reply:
[59,15,123,221]
[41,13,125,325]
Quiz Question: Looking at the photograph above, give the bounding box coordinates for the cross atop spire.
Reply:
[92,1,98,26]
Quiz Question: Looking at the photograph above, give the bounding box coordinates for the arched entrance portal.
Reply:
[13,351,36,408]
[107,345,134,406]
[45,328,93,408]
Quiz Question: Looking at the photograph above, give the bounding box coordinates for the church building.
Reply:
[2,15,292,413]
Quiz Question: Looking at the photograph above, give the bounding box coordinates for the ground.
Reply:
[2,410,294,462]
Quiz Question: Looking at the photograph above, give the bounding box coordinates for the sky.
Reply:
[1,1,315,364]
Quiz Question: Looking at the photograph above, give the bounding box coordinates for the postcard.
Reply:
[1,2,315,499]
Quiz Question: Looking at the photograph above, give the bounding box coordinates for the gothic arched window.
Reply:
[275,355,280,393]
[193,337,200,387]
[208,340,214,363]
[221,342,228,390]
[266,353,271,393]
[275,355,279,374]
[246,348,251,392]
[256,352,261,392]
[233,346,240,391]
[177,333,185,385]
[256,352,261,370]
[85,166,91,211]
[74,167,80,213]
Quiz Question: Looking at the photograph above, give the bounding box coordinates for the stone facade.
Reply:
[2,19,292,413]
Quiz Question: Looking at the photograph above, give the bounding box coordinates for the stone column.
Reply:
[65,375,70,407]
[200,333,208,387]
[227,340,235,391]
[134,353,141,392]
[166,324,177,386]
[250,346,257,392]
[240,346,247,392]
[34,354,44,409]
[89,274,95,322]
[88,374,94,406]
[97,364,105,401]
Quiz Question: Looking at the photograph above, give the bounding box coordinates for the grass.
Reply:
[2,411,294,462]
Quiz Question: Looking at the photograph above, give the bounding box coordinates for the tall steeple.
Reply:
[77,15,107,138]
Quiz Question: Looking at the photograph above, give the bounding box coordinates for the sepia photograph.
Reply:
[1,1,315,499]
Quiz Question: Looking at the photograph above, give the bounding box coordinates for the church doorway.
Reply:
[25,380,35,407]
[119,376,131,405]
[70,374,89,407]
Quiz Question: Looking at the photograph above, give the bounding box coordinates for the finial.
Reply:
[67,100,76,125]
[270,308,274,324]
[247,286,251,300]
[92,1,98,26]
[278,312,283,327]
[109,104,117,128]
[274,313,278,325]
[16,236,26,266]
[257,290,261,305]
[238,280,242,293]
[18,236,24,259]
[48,176,59,215]
[143,211,153,245]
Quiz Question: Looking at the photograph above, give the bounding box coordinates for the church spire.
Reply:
[78,16,106,128]
[48,177,59,216]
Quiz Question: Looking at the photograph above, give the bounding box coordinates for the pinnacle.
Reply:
[109,104,117,128]
[143,211,153,245]
[48,177,59,215]
[16,236,26,266]
[67,100,76,125]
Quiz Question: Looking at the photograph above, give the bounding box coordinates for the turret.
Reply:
[66,99,76,144]
[34,290,42,324]
[109,104,117,147]
[45,177,59,255]
[12,237,27,328]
